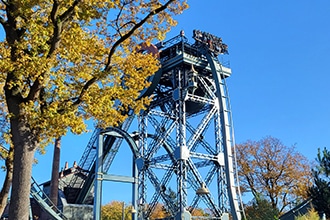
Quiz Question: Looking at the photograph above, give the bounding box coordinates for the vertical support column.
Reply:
[174,68,190,219]
[132,155,138,220]
[214,106,229,213]
[94,132,104,220]
[137,114,147,220]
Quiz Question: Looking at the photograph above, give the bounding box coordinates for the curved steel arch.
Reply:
[94,127,140,220]
[101,127,140,158]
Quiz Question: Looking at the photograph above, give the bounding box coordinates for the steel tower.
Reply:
[77,30,245,220]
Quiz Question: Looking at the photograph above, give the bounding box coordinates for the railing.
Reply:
[30,177,67,220]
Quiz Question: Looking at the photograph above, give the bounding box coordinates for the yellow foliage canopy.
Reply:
[0,0,188,148]
[0,1,188,218]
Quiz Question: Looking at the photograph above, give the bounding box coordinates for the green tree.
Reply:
[236,136,312,213]
[244,195,279,220]
[308,147,330,218]
[0,0,188,218]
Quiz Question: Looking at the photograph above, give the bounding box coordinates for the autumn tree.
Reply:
[149,203,167,220]
[308,147,330,218]
[148,203,209,219]
[236,136,312,213]
[0,0,188,218]
[101,201,133,220]
[190,207,209,218]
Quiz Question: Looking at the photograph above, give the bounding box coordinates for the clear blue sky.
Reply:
[1,0,330,204]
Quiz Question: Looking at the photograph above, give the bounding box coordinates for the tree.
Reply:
[236,136,312,213]
[101,201,133,220]
[0,0,188,218]
[190,207,209,217]
[244,195,279,220]
[149,203,167,219]
[295,208,320,220]
[308,147,330,218]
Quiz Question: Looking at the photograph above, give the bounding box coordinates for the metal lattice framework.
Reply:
[131,31,244,220]
[65,31,245,220]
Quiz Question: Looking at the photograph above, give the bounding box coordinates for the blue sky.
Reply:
[1,0,330,204]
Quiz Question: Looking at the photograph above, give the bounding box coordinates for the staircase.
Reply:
[30,177,68,220]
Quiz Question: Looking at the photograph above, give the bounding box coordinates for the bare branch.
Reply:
[114,1,130,37]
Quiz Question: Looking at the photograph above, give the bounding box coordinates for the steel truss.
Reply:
[89,32,245,220]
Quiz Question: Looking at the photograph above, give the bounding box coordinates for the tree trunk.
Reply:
[8,121,37,220]
[0,146,14,216]
[50,137,61,206]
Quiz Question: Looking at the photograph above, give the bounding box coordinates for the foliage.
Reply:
[294,207,320,220]
[190,207,209,217]
[244,196,279,220]
[0,0,188,218]
[308,147,330,218]
[0,0,188,147]
[236,136,312,213]
[101,201,133,220]
[101,201,210,220]
[149,203,168,219]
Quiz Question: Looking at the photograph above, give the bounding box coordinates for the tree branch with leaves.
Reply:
[0,0,188,218]
[236,136,312,213]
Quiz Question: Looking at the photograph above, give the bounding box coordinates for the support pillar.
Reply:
[94,133,104,220]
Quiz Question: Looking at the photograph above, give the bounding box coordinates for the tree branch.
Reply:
[58,0,80,23]
[27,0,81,102]
[50,0,59,26]
[115,4,124,30]
[104,0,175,72]
[47,0,81,58]
[70,76,98,107]
[72,0,175,107]
[0,16,5,26]
[25,0,60,101]
[114,1,130,37]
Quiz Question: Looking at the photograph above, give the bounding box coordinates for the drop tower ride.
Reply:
[72,30,245,220]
